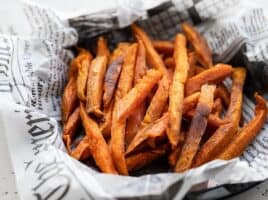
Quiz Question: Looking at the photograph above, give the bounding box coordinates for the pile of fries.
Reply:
[61,23,267,175]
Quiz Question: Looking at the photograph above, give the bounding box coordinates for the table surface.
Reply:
[1,0,268,199]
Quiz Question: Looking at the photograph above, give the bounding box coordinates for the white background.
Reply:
[0,0,268,199]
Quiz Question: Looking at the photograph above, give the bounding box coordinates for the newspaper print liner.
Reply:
[0,0,268,199]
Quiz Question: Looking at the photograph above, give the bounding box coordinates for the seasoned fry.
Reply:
[126,146,167,172]
[117,69,162,122]
[100,100,114,138]
[167,34,189,149]
[111,43,138,175]
[68,48,91,79]
[182,92,200,114]
[168,132,185,167]
[185,64,233,96]
[86,56,108,116]
[97,36,110,58]
[76,54,92,101]
[224,67,246,128]
[164,57,174,69]
[63,107,80,152]
[126,113,169,155]
[182,23,212,68]
[80,103,118,174]
[215,84,230,107]
[184,110,228,128]
[110,42,130,63]
[71,136,91,160]
[175,84,216,172]
[142,75,170,125]
[218,94,267,160]
[103,57,124,107]
[212,98,223,117]
[62,77,78,123]
[152,40,174,56]
[126,39,147,146]
[131,23,167,73]
[194,65,205,74]
[193,123,236,167]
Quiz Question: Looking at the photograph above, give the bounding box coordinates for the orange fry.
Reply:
[212,98,223,117]
[142,74,170,125]
[164,57,174,69]
[76,54,92,101]
[111,43,138,175]
[182,92,200,114]
[152,40,174,56]
[117,69,162,122]
[126,38,147,146]
[167,34,189,149]
[63,107,80,152]
[218,94,267,160]
[126,146,167,172]
[224,67,246,128]
[80,103,117,174]
[61,77,78,123]
[126,113,169,155]
[182,23,212,68]
[96,36,110,58]
[86,56,108,117]
[185,64,233,96]
[168,132,185,167]
[188,52,197,78]
[193,122,236,167]
[215,84,230,107]
[71,136,91,161]
[100,100,114,138]
[103,56,124,107]
[175,84,216,172]
[184,110,228,128]
[131,23,167,73]
[194,65,205,74]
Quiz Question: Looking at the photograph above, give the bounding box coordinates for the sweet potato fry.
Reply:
[86,56,108,117]
[194,65,205,74]
[152,40,174,56]
[182,92,200,114]
[63,107,80,152]
[126,113,169,155]
[96,36,110,58]
[80,103,117,174]
[126,39,147,146]
[69,48,91,79]
[76,54,92,101]
[212,98,223,117]
[126,146,167,172]
[117,69,162,122]
[61,76,78,123]
[111,43,138,175]
[168,132,185,167]
[175,84,216,172]
[103,56,124,107]
[218,94,267,160]
[188,52,197,78]
[184,110,228,128]
[215,84,230,107]
[164,57,174,69]
[185,64,233,96]
[182,23,212,68]
[71,136,91,161]
[131,23,167,73]
[142,74,170,125]
[224,67,246,129]
[167,34,189,149]
[110,42,130,63]
[193,122,236,167]
[100,100,114,138]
